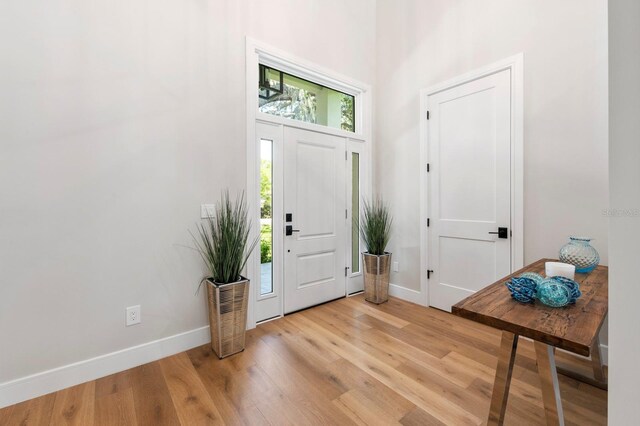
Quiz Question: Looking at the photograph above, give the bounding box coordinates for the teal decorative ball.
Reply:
[550,276,581,304]
[537,278,571,307]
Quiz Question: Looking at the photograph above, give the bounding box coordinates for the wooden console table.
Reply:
[452,259,608,426]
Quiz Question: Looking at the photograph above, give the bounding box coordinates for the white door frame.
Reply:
[245,38,372,328]
[419,53,524,307]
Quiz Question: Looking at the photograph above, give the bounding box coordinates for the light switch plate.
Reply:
[201,204,215,219]
[392,262,399,272]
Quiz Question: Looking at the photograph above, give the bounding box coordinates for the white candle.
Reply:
[545,262,576,280]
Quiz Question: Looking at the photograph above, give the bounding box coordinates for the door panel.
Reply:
[439,237,497,289]
[284,127,346,314]
[428,69,512,311]
[439,88,498,222]
[296,251,336,287]
[296,142,336,238]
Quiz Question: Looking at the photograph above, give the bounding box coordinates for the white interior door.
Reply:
[284,127,347,314]
[427,69,512,312]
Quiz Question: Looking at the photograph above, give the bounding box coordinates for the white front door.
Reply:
[283,127,347,314]
[427,69,512,312]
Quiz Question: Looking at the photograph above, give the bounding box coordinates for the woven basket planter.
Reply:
[363,252,391,304]
[206,277,250,359]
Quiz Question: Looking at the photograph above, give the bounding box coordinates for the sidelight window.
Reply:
[352,152,360,273]
[260,139,273,295]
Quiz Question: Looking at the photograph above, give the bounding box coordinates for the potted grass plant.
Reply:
[192,191,258,359]
[361,197,393,304]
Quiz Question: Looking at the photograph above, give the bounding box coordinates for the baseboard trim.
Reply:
[388,283,425,305]
[0,326,211,409]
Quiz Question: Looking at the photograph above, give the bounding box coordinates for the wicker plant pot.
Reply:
[363,252,391,304]
[206,277,250,359]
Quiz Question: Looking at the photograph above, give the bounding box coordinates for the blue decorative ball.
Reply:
[506,277,537,303]
[550,276,582,304]
[537,278,571,307]
[518,272,545,286]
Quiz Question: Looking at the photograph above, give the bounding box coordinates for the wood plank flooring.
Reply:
[0,295,607,425]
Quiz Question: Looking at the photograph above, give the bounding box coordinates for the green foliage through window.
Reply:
[260,139,273,294]
[260,224,272,264]
[341,96,355,132]
[260,139,273,268]
[260,159,272,219]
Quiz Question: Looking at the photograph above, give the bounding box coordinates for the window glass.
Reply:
[260,139,273,295]
[259,65,355,132]
[352,152,360,273]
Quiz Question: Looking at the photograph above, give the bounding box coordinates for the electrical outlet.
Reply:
[200,204,215,219]
[126,305,141,326]
[392,262,399,272]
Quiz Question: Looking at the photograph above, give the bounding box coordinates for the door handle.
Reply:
[488,227,508,239]
[285,225,300,236]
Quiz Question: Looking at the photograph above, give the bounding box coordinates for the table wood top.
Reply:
[452,259,608,356]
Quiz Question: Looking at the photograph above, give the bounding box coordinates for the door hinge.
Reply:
[345,209,348,219]
[427,269,434,279]
[427,163,430,172]
[427,218,430,227]
[345,266,349,277]
[345,150,348,160]
[426,111,430,120]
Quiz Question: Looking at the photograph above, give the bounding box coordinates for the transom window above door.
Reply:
[258,64,355,132]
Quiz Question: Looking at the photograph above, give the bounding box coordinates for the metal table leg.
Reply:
[487,331,519,426]
[534,341,565,426]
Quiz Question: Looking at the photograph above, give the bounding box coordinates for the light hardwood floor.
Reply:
[0,295,607,425]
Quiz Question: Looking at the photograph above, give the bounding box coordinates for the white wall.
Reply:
[375,1,608,291]
[608,0,640,423]
[0,0,375,385]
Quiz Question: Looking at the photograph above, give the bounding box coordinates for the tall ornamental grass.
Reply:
[360,197,392,256]
[192,191,258,285]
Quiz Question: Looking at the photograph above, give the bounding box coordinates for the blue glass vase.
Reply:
[559,236,600,273]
